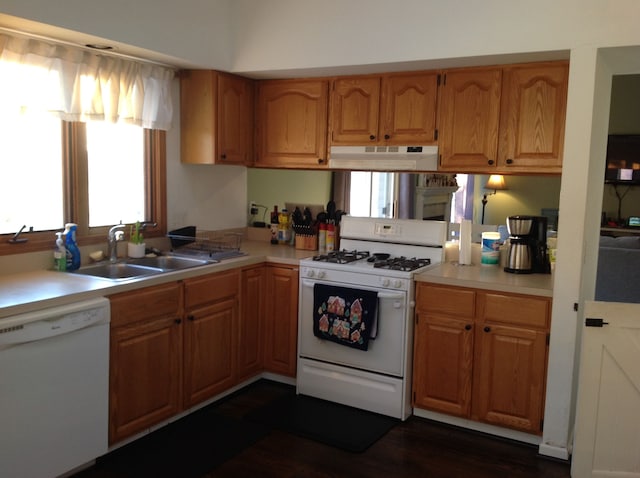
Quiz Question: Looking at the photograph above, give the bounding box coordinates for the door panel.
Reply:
[572,301,640,478]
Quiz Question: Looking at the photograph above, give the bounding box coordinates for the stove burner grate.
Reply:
[312,250,370,264]
[373,257,432,272]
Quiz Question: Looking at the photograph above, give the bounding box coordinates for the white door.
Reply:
[572,300,640,477]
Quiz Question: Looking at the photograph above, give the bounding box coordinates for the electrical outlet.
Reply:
[249,201,258,215]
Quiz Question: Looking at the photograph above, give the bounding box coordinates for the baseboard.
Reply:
[538,443,571,460]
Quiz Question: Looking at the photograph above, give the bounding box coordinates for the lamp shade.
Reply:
[485,174,507,191]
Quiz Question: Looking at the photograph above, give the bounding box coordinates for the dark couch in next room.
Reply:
[595,235,640,303]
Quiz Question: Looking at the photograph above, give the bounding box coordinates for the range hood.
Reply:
[328,145,439,171]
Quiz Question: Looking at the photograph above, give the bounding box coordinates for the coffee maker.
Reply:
[504,215,551,274]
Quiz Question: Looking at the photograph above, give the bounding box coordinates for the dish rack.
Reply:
[167,228,245,261]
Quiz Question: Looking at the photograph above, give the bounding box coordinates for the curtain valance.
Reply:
[0,33,174,130]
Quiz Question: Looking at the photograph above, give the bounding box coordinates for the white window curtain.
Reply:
[0,33,174,130]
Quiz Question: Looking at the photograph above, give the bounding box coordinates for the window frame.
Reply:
[0,121,166,256]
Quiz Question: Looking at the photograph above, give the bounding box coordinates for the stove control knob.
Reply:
[381,278,390,287]
[393,279,403,288]
[306,269,315,278]
[317,271,326,279]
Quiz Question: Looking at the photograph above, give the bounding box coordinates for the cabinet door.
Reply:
[381,72,439,145]
[438,67,502,171]
[183,297,237,408]
[183,270,239,408]
[498,61,568,172]
[180,70,253,165]
[238,266,265,381]
[413,312,474,417]
[256,79,329,168]
[472,323,548,434]
[263,264,299,376]
[330,76,381,144]
[218,72,254,164]
[109,315,182,444]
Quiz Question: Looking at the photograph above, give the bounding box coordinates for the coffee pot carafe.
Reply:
[504,215,550,274]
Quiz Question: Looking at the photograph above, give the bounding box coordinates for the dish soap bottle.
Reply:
[53,232,66,272]
[64,223,81,271]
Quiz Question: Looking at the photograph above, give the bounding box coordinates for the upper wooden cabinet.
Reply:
[256,79,329,168]
[438,61,568,174]
[329,72,439,145]
[497,61,569,172]
[438,67,503,172]
[180,70,254,165]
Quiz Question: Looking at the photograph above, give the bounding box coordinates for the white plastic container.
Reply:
[481,231,501,265]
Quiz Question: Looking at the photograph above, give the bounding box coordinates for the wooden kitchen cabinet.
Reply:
[413,284,476,417]
[438,61,568,173]
[263,263,299,376]
[108,282,183,444]
[438,67,503,171]
[238,265,265,381]
[497,61,568,172]
[330,72,439,145]
[180,70,254,165]
[256,79,329,168]
[183,269,240,408]
[413,282,551,434]
[472,291,550,433]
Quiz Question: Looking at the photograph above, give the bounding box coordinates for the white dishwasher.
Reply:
[0,296,110,478]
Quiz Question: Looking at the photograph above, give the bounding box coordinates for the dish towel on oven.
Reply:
[312,284,378,351]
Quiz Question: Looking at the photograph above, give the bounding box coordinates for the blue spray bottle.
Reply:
[64,223,81,271]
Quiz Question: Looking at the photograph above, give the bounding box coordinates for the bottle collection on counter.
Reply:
[53,223,81,272]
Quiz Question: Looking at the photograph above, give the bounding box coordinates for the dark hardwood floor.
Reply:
[76,379,571,478]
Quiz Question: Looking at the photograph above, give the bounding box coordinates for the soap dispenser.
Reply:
[53,232,66,272]
[64,223,81,271]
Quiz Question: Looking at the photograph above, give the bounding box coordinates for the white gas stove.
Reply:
[297,216,447,420]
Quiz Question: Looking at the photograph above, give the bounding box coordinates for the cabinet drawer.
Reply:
[109,282,182,328]
[416,283,475,318]
[479,292,550,329]
[184,269,240,307]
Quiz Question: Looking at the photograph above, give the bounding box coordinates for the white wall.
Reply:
[5,0,640,460]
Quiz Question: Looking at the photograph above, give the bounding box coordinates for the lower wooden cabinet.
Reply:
[108,282,183,445]
[183,270,239,408]
[238,265,265,381]
[413,282,551,434]
[263,264,299,376]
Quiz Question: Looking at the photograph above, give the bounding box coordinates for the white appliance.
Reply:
[0,297,110,478]
[297,216,446,420]
[328,145,438,171]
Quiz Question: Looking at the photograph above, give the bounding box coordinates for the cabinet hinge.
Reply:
[540,418,544,430]
[415,313,419,325]
[413,390,416,403]
[573,302,579,312]
[437,73,441,86]
[546,333,550,346]
[442,73,447,86]
[434,129,439,141]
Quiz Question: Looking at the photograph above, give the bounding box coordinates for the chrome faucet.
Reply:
[108,224,127,263]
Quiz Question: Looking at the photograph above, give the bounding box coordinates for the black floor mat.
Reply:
[245,393,399,453]
[96,405,269,478]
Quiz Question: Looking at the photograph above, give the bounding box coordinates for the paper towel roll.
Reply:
[458,219,472,265]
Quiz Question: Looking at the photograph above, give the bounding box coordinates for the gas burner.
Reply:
[312,250,370,264]
[373,257,432,272]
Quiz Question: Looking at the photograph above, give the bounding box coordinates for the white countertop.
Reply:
[0,239,554,320]
[415,261,554,297]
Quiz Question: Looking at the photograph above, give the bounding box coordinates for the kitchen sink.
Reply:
[128,255,213,271]
[72,262,164,280]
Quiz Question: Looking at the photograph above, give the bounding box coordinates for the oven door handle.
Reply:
[301,279,405,301]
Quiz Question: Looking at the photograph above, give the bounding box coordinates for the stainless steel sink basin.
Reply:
[72,262,163,280]
[129,255,212,271]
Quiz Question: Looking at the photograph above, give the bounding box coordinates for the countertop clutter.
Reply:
[0,239,553,320]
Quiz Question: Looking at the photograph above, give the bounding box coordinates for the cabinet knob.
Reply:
[483,326,491,333]
[175,318,182,324]
[384,134,390,140]
[221,154,227,160]
[317,158,324,164]
[369,135,376,140]
[506,158,513,164]
[465,324,472,331]
[187,315,195,321]
[488,159,494,165]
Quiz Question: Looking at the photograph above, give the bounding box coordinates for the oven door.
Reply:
[298,278,408,377]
